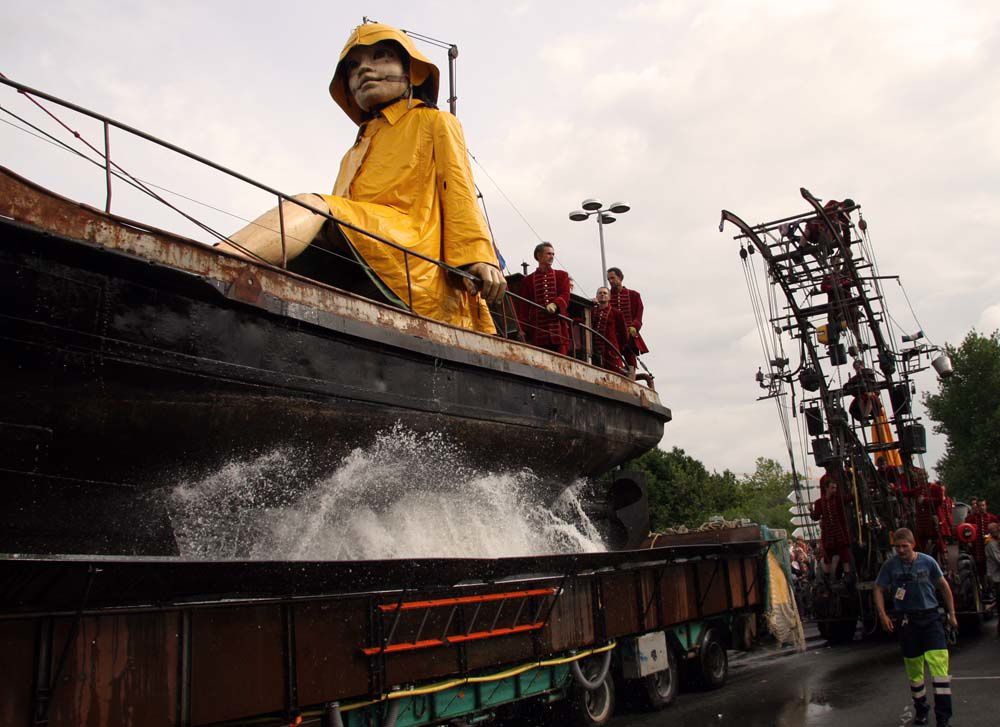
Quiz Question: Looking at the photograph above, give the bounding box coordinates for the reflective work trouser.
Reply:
[899,611,951,721]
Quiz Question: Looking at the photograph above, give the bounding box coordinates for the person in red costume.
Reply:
[811,471,853,579]
[517,242,571,354]
[592,287,628,373]
[900,468,944,554]
[965,499,999,579]
[606,267,649,375]
[935,483,954,540]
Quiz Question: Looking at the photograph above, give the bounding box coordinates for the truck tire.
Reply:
[640,645,678,710]
[569,669,616,727]
[824,617,857,644]
[956,555,983,636]
[693,627,728,689]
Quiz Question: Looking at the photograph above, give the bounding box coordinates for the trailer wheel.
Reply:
[956,555,983,636]
[694,628,728,689]
[823,617,858,644]
[640,646,678,710]
[569,661,616,726]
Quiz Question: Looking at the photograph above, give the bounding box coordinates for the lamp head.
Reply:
[568,210,589,222]
[608,201,630,214]
[581,198,603,211]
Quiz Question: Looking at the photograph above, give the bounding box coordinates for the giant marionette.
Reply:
[218,22,506,333]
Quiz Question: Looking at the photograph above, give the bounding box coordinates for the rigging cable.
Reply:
[0,105,272,265]
[741,235,805,496]
[0,95,245,254]
[468,151,545,244]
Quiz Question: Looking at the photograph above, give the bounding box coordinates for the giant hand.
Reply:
[462,262,507,305]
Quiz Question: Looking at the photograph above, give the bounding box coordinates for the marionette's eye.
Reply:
[345,58,359,72]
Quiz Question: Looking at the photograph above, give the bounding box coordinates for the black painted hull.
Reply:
[0,173,669,556]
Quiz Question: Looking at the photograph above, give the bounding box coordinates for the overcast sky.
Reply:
[4,1,999,481]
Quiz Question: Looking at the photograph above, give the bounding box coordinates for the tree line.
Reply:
[627,449,795,532]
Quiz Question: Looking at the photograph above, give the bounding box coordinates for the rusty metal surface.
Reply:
[544,578,596,653]
[45,613,180,727]
[189,606,285,725]
[0,619,35,727]
[293,599,370,706]
[0,543,766,616]
[0,539,769,726]
[0,166,668,413]
[599,571,644,638]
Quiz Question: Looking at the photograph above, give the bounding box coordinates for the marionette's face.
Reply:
[607,270,623,289]
[345,41,409,112]
[596,287,610,305]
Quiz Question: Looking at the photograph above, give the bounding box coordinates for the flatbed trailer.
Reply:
[0,526,784,727]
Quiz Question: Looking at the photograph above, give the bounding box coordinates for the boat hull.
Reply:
[0,178,668,555]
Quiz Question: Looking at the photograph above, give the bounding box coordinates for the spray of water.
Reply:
[168,426,606,560]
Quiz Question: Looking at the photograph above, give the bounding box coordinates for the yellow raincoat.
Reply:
[321,23,498,333]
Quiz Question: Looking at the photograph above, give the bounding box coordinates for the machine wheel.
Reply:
[823,617,858,644]
[693,627,728,689]
[956,555,983,636]
[732,612,758,651]
[569,662,616,726]
[640,646,678,710]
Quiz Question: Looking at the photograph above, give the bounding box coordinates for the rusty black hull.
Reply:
[0,194,668,556]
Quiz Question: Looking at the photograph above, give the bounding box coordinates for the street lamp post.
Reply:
[568,199,631,288]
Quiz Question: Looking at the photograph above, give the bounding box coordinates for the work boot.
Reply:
[913,702,929,725]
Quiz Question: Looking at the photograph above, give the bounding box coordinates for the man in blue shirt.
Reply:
[875,528,958,727]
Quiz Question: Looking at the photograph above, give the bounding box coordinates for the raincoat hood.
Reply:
[329,23,440,126]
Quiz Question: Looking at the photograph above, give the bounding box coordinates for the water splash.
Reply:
[169,426,606,560]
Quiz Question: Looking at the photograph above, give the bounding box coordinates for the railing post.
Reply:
[501,293,510,339]
[404,251,413,309]
[277,195,287,269]
[103,121,112,213]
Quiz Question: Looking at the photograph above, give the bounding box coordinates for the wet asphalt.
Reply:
[612,624,999,727]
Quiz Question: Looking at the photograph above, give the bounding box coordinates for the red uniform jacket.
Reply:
[593,304,627,373]
[901,480,943,538]
[517,268,570,354]
[811,492,851,551]
[965,510,999,560]
[608,286,649,354]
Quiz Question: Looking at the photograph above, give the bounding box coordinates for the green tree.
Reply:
[723,457,795,532]
[628,447,743,530]
[925,330,1000,505]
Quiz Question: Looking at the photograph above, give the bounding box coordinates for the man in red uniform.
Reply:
[811,471,853,579]
[935,483,954,540]
[592,287,628,373]
[517,242,571,354]
[901,468,944,554]
[606,267,649,375]
[966,499,999,579]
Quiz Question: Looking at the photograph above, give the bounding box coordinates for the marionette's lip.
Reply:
[357,75,389,90]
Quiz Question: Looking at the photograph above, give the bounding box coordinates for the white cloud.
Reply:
[976,304,1000,334]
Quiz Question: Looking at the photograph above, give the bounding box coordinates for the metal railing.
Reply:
[0,75,636,378]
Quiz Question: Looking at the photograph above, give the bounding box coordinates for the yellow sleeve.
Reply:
[431,112,500,270]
